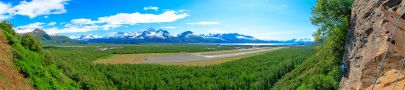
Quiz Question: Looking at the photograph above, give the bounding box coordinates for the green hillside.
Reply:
[272,0,353,89]
[0,21,80,89]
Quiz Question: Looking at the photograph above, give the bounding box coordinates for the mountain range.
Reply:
[76,28,312,44]
[27,28,312,44]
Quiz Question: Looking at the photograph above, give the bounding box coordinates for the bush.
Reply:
[307,75,338,90]
[21,34,43,52]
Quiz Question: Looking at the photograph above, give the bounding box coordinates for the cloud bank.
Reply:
[0,0,69,19]
[16,10,189,34]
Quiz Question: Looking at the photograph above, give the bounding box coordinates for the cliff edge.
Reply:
[341,0,405,89]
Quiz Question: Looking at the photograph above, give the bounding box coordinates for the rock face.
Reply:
[341,0,405,89]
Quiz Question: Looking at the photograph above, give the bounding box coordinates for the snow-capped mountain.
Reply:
[76,28,312,44]
[106,28,172,39]
[175,31,260,43]
[78,34,102,40]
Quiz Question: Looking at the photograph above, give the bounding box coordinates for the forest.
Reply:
[46,45,313,89]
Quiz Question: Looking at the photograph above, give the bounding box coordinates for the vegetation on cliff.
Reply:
[272,0,353,89]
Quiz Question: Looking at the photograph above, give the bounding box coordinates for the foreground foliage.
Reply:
[47,46,313,89]
[0,21,79,89]
[272,0,353,89]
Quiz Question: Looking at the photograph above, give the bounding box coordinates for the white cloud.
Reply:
[0,0,69,19]
[14,22,45,33]
[46,27,95,34]
[21,10,188,34]
[48,22,57,26]
[99,10,188,25]
[144,6,159,11]
[70,18,97,26]
[161,26,177,29]
[9,0,69,18]
[187,22,221,25]
[0,1,11,20]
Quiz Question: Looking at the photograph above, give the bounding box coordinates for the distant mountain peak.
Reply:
[77,29,270,43]
[73,28,313,44]
[27,28,81,44]
[105,28,172,40]
[30,28,51,40]
[32,28,46,33]
[78,34,102,40]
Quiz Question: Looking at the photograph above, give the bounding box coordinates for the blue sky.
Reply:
[0,0,316,40]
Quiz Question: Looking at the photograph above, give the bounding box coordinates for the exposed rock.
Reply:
[341,0,405,89]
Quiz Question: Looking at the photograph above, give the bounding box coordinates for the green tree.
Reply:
[272,0,353,89]
[21,34,43,52]
[311,0,353,42]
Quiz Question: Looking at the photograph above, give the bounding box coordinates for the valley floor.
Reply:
[95,47,284,65]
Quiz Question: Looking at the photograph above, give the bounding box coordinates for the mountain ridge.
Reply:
[26,28,313,44]
[76,28,313,44]
[28,28,82,44]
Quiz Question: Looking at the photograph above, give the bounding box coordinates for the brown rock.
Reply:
[341,0,405,89]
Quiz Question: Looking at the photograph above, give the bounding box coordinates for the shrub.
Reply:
[21,34,43,52]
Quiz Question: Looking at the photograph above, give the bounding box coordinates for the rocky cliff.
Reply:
[340,0,405,89]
